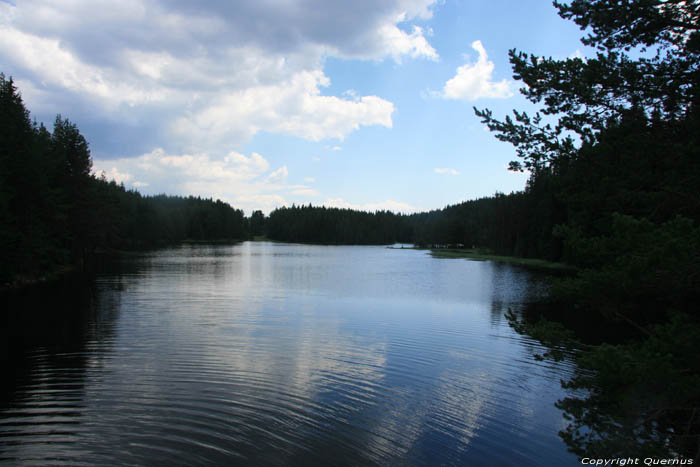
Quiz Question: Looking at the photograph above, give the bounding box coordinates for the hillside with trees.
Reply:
[0,76,246,284]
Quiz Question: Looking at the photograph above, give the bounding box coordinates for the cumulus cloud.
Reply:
[94,151,414,214]
[1,0,444,212]
[434,167,459,175]
[0,0,438,157]
[171,70,394,149]
[443,40,513,100]
[378,24,438,63]
[97,166,133,184]
[266,166,289,184]
[93,149,295,214]
[0,26,169,108]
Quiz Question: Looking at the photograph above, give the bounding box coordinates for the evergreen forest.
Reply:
[0,83,247,284]
[1,0,699,459]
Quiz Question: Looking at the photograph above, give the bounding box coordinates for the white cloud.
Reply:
[1,0,445,213]
[0,25,169,109]
[266,166,289,184]
[434,167,459,175]
[0,0,438,157]
[171,70,394,150]
[233,194,288,215]
[97,166,133,184]
[443,40,513,100]
[324,198,419,213]
[377,24,438,63]
[303,177,316,183]
[92,149,295,214]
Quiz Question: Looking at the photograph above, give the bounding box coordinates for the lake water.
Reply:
[0,242,580,466]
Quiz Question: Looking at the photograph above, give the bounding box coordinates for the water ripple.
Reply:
[1,243,579,466]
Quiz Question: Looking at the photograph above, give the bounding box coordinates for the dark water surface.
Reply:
[1,242,579,466]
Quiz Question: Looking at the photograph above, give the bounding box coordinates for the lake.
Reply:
[0,242,580,466]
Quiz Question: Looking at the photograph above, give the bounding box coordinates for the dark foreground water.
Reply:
[1,242,579,466]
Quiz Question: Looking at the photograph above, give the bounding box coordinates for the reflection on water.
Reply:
[0,242,578,466]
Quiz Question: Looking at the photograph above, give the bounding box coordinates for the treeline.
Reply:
[259,190,561,259]
[85,188,247,250]
[0,74,246,283]
[409,185,563,257]
[261,192,562,259]
[265,205,412,244]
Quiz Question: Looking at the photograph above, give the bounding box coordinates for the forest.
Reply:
[0,84,247,284]
[1,0,699,459]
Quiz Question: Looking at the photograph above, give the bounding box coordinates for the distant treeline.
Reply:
[264,205,412,244]
[0,74,246,282]
[258,192,561,258]
[258,190,562,259]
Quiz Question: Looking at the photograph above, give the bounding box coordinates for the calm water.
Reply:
[1,242,579,466]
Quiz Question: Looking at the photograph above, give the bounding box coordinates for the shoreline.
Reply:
[418,247,572,272]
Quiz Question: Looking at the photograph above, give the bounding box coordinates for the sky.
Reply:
[0,0,591,214]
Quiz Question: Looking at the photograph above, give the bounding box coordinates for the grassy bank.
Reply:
[428,248,574,272]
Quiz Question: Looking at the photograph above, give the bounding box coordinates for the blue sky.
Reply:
[0,0,589,214]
